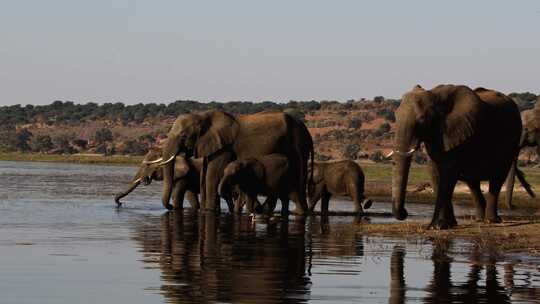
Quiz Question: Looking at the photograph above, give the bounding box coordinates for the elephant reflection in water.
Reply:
[387,240,533,303]
[424,239,510,304]
[132,211,311,303]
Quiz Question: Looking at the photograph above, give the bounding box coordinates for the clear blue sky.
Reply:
[1,0,538,105]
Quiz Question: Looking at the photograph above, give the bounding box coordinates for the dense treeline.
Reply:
[0,92,537,159]
[0,99,323,126]
[1,91,536,127]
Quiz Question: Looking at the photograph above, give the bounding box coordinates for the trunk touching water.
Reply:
[392,154,411,220]
[114,180,141,206]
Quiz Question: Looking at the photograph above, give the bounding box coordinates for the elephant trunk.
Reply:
[114,180,141,206]
[392,154,411,220]
[217,174,231,198]
[392,117,415,221]
[161,162,174,210]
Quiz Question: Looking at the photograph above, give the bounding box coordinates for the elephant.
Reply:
[114,148,201,210]
[307,160,373,214]
[217,154,290,215]
[154,110,314,214]
[391,84,524,229]
[503,100,538,209]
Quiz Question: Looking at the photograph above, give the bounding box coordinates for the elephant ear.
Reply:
[435,86,482,151]
[196,111,239,158]
[174,156,190,179]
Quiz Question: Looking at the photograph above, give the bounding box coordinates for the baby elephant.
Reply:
[308,160,372,214]
[218,154,289,215]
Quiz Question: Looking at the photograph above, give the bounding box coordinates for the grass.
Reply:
[0,152,143,166]
[357,217,540,255]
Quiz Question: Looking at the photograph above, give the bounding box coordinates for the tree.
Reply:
[53,132,76,154]
[30,135,54,152]
[15,128,33,152]
[94,128,113,144]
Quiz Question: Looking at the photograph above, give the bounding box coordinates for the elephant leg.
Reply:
[429,169,458,230]
[186,191,200,210]
[172,184,184,210]
[485,179,504,223]
[261,196,277,216]
[234,192,244,214]
[280,197,290,216]
[203,152,233,212]
[504,162,516,210]
[321,193,331,215]
[350,186,365,214]
[289,191,307,216]
[465,180,486,221]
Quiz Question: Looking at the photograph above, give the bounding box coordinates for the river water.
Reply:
[1,161,540,303]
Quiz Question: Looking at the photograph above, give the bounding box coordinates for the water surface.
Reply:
[1,161,539,303]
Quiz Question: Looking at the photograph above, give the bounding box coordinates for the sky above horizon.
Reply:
[1,0,539,106]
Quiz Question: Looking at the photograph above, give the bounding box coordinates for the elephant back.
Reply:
[234,112,289,158]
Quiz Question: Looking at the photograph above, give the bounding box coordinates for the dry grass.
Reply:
[357,218,540,255]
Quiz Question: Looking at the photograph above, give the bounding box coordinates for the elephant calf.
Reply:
[308,160,372,214]
[114,148,202,210]
[218,154,290,215]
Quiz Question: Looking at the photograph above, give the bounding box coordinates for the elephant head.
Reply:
[158,111,239,209]
[114,148,192,206]
[520,103,540,155]
[392,84,482,220]
[217,159,264,198]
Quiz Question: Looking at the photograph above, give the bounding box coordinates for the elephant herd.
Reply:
[115,84,537,230]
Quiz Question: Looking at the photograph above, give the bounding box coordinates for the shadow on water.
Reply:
[131,211,540,304]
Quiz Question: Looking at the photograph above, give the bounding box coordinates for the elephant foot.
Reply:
[362,199,373,210]
[427,218,457,230]
[485,216,502,224]
[163,203,174,210]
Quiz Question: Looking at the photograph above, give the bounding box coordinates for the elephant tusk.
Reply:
[142,157,163,165]
[157,155,176,166]
[132,178,142,184]
[386,148,416,158]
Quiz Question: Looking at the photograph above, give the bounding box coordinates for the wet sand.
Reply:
[2,161,540,303]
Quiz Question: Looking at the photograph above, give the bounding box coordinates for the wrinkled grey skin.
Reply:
[392,85,523,229]
[308,160,373,214]
[158,110,313,214]
[504,103,539,209]
[114,148,201,210]
[218,154,290,216]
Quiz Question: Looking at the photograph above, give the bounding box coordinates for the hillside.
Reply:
[0,91,538,164]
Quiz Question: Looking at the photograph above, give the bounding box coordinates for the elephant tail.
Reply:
[516,166,535,198]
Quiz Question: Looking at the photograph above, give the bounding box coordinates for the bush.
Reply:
[343,143,361,160]
[369,150,385,162]
[121,140,147,156]
[348,118,362,129]
[94,128,113,144]
[30,135,54,152]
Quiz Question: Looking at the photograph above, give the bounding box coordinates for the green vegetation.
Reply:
[0,152,143,165]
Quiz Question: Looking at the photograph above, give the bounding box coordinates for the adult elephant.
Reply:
[114,148,201,210]
[504,101,538,209]
[391,84,523,229]
[154,110,313,214]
